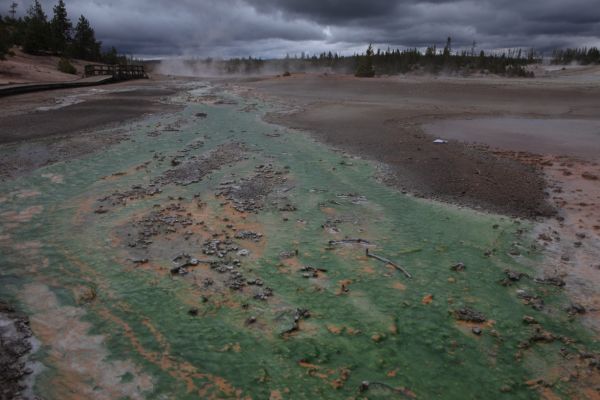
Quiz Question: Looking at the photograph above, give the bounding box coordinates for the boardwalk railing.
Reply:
[84,64,148,80]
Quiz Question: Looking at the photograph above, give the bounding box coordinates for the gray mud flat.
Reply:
[0,81,181,181]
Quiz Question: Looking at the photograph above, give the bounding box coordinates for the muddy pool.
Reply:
[424,117,600,160]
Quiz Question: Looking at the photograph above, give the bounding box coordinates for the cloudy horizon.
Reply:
[8,0,600,58]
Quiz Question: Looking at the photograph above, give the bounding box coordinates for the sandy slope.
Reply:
[0,48,91,85]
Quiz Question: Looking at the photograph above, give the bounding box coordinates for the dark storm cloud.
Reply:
[27,0,600,57]
[246,0,398,23]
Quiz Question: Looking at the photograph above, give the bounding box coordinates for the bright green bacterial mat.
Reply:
[0,82,597,400]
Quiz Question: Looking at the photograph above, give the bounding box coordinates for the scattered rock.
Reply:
[371,333,385,342]
[96,184,162,210]
[0,302,35,400]
[359,381,370,392]
[225,271,247,291]
[450,262,466,272]
[234,231,263,241]
[278,203,297,212]
[254,287,274,301]
[279,250,298,259]
[566,303,586,316]
[216,164,288,213]
[73,285,97,305]
[454,307,487,323]
[519,327,558,349]
[534,276,566,287]
[500,269,529,286]
[246,278,264,286]
[300,265,326,278]
[155,142,246,186]
[279,308,310,335]
[537,233,552,242]
[516,290,545,311]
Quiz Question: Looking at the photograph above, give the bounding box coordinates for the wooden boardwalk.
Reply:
[84,64,147,80]
[0,65,147,97]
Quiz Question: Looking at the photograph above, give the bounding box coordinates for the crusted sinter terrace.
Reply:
[1,72,600,399]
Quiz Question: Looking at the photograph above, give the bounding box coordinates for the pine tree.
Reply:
[9,2,18,20]
[71,15,100,61]
[0,16,10,59]
[355,44,375,77]
[50,0,71,54]
[102,46,119,65]
[443,37,452,58]
[23,0,50,53]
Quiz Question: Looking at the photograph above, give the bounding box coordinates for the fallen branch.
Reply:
[359,381,416,398]
[328,238,371,246]
[366,249,412,279]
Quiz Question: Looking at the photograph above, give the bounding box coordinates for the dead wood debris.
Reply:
[366,249,412,279]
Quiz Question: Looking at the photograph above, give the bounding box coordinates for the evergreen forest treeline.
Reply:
[0,0,125,64]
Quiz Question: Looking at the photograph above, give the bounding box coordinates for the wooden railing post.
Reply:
[84,64,147,80]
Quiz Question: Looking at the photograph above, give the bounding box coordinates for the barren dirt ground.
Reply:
[0,77,182,180]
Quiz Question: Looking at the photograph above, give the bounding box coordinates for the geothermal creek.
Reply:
[1,82,598,399]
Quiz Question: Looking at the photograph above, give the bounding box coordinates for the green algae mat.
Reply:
[1,82,598,399]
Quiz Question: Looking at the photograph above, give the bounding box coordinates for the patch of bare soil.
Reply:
[216,163,293,213]
[0,85,177,145]
[0,79,181,180]
[95,142,248,213]
[494,150,600,333]
[266,103,551,218]
[155,142,247,186]
[0,127,130,181]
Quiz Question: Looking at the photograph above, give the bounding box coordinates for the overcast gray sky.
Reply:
[15,0,600,58]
